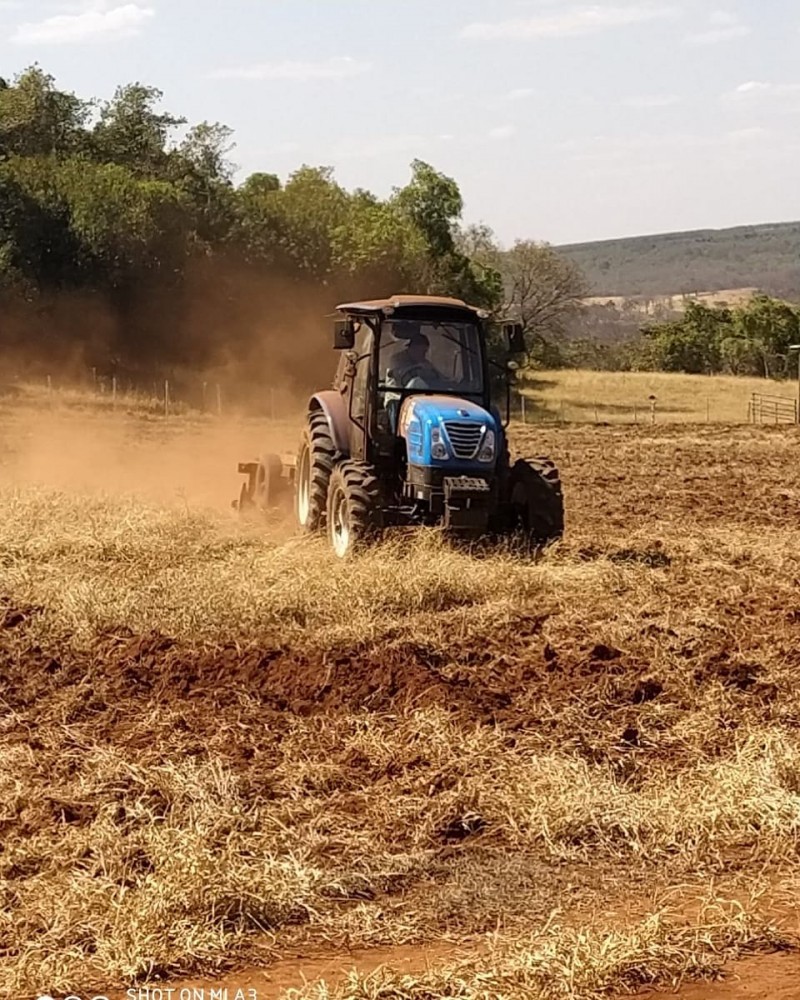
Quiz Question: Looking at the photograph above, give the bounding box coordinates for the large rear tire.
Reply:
[326,462,382,558]
[296,410,337,532]
[507,457,564,547]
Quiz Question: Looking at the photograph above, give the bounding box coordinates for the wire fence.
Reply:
[10,373,800,428]
[9,371,287,420]
[517,391,800,426]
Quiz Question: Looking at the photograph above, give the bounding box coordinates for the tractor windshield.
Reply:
[378,319,484,397]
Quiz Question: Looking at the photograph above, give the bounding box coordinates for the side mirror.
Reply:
[334,318,356,350]
[503,322,526,355]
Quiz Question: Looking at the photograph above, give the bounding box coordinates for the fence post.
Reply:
[112,376,117,408]
[650,399,656,425]
[202,381,208,412]
[633,403,638,425]
[216,384,222,416]
[594,404,599,424]
[164,380,170,417]
[521,394,526,424]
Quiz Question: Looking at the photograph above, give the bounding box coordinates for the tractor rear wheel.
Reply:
[507,457,564,547]
[296,411,337,532]
[326,462,382,558]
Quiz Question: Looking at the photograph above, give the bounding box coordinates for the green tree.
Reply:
[645,302,730,373]
[92,83,185,177]
[394,162,502,309]
[0,66,89,159]
[733,294,800,377]
[331,199,427,292]
[240,172,281,197]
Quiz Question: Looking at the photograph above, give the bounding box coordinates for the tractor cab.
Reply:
[331,297,502,470]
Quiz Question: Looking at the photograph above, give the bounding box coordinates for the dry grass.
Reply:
[1,401,800,996]
[296,907,792,999]
[523,369,797,424]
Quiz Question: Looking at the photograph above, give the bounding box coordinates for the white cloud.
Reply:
[489,125,517,139]
[685,9,750,45]
[734,80,800,97]
[332,134,427,159]
[736,81,769,94]
[11,2,154,44]
[561,126,782,167]
[504,88,535,102]
[621,94,681,108]
[726,126,769,142]
[709,9,740,24]
[461,5,678,40]
[211,57,371,82]
[272,141,300,154]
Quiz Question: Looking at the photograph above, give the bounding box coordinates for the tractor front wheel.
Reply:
[507,457,564,547]
[326,462,382,558]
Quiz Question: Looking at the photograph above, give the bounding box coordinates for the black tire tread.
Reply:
[509,455,564,545]
[297,409,337,531]
[327,461,382,554]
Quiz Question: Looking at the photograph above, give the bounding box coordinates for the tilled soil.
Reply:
[4,421,800,997]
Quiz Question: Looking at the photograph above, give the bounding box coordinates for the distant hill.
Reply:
[558,221,800,301]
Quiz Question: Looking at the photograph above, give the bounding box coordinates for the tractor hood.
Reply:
[400,395,494,428]
[399,395,499,467]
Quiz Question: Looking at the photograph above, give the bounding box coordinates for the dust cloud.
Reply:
[0,405,302,511]
[0,263,372,510]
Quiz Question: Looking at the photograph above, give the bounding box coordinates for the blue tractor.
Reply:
[238,294,563,557]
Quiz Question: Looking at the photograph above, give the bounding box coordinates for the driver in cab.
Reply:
[388,332,447,390]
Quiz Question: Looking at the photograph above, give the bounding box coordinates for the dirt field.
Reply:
[2,386,800,998]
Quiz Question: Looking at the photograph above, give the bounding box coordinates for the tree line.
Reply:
[553,295,800,378]
[0,66,586,398]
[5,67,796,394]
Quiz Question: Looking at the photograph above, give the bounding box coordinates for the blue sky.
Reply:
[1,0,798,244]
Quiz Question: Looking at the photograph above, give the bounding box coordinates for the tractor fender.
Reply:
[309,391,349,456]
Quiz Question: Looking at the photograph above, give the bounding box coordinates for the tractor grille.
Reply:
[443,421,483,459]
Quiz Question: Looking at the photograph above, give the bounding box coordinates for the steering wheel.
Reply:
[402,365,429,388]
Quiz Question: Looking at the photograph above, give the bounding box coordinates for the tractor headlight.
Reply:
[478,429,496,463]
[431,426,449,461]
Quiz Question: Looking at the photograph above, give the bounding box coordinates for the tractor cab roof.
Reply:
[336,294,488,319]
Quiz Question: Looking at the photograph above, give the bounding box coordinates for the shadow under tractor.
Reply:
[237,294,564,557]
